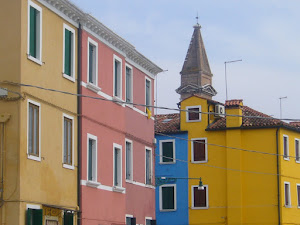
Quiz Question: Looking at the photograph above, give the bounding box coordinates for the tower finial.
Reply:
[196,12,199,25]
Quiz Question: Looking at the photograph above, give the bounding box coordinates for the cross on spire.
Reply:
[196,12,199,25]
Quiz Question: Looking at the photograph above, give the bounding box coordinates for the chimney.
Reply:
[225,99,243,128]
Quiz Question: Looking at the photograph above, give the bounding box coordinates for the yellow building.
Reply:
[0,0,83,224]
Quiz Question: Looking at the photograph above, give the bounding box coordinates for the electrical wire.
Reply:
[2,81,300,121]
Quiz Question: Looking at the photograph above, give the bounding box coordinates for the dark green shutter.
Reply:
[27,208,43,225]
[114,149,118,186]
[64,212,74,225]
[162,142,173,162]
[131,217,136,225]
[114,61,118,96]
[29,7,37,58]
[88,139,93,180]
[89,44,93,83]
[64,29,72,76]
[150,220,156,225]
[162,186,174,210]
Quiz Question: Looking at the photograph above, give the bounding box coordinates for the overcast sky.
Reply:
[71,0,300,120]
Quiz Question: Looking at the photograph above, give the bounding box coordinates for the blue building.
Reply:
[155,114,188,225]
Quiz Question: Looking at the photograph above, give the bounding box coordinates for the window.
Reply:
[27,207,43,225]
[192,185,208,209]
[28,100,41,161]
[126,215,136,225]
[28,0,42,64]
[159,184,176,211]
[63,24,75,81]
[87,38,98,86]
[284,182,291,207]
[145,148,152,185]
[45,217,58,225]
[87,134,97,182]
[145,78,151,113]
[283,135,289,160]
[125,139,133,181]
[113,144,122,187]
[296,139,300,162]
[64,211,74,225]
[192,138,207,163]
[125,64,133,103]
[63,115,73,168]
[297,184,300,208]
[186,106,201,122]
[113,55,122,98]
[146,218,156,225]
[159,140,175,164]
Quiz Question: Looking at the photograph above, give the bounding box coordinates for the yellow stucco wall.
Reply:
[180,96,293,225]
[1,0,78,224]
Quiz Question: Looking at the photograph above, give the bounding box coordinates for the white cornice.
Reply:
[37,0,163,76]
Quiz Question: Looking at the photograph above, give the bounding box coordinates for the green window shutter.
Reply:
[89,44,94,83]
[162,142,173,162]
[88,139,93,181]
[114,61,119,96]
[64,29,72,76]
[29,7,37,58]
[64,212,74,225]
[162,186,174,210]
[27,209,43,225]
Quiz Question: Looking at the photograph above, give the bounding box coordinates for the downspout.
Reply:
[77,23,82,225]
[276,127,280,225]
[207,103,210,127]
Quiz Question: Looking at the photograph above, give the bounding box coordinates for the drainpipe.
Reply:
[276,127,280,225]
[77,23,82,225]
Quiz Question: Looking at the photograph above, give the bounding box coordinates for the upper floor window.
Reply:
[113,55,122,99]
[27,100,41,161]
[87,134,97,182]
[159,140,175,164]
[125,65,133,103]
[284,182,291,207]
[87,38,98,86]
[113,144,122,187]
[192,138,207,163]
[27,207,43,225]
[145,147,152,185]
[186,106,201,122]
[27,0,42,64]
[297,184,300,208]
[283,135,289,160]
[295,139,300,163]
[145,78,151,112]
[125,139,133,181]
[159,184,176,211]
[192,185,208,209]
[126,215,136,225]
[63,114,73,169]
[63,24,75,81]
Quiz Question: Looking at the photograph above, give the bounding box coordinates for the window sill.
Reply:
[63,73,75,83]
[112,186,125,193]
[296,160,300,164]
[27,154,41,162]
[283,157,290,161]
[159,162,176,165]
[186,119,201,123]
[86,180,101,188]
[160,209,176,212]
[86,83,101,93]
[27,55,43,66]
[285,205,291,208]
[191,160,208,164]
[112,96,125,106]
[63,164,74,170]
[126,179,134,183]
[191,206,209,210]
[125,102,134,108]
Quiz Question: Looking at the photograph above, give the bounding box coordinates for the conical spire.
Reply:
[176,24,216,100]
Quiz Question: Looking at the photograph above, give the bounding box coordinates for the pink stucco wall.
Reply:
[80,30,156,225]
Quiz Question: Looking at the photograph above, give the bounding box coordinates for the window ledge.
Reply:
[27,55,43,66]
[283,157,290,161]
[27,154,41,162]
[191,206,209,210]
[112,96,125,106]
[159,162,176,165]
[86,180,101,188]
[126,179,134,183]
[191,160,208,164]
[86,83,101,93]
[125,102,134,108]
[63,164,74,170]
[160,209,176,212]
[112,186,125,193]
[187,119,201,123]
[285,205,291,208]
[63,73,75,83]
[296,160,300,164]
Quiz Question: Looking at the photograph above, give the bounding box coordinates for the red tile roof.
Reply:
[290,122,300,128]
[225,99,243,107]
[155,113,181,133]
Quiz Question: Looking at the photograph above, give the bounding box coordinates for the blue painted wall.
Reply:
[155,132,188,225]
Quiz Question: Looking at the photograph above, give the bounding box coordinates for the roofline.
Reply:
[155,131,188,135]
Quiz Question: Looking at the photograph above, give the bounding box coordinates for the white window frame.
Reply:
[159,184,177,212]
[125,63,133,104]
[191,138,208,163]
[62,113,74,170]
[191,185,209,209]
[113,143,124,192]
[113,55,122,99]
[295,138,300,163]
[283,135,289,160]
[45,216,58,225]
[86,133,100,187]
[125,139,133,182]
[284,181,291,208]
[145,147,153,185]
[63,23,76,82]
[145,217,152,225]
[27,0,43,65]
[87,37,99,89]
[159,139,176,164]
[145,77,152,111]
[186,105,201,122]
[27,99,41,162]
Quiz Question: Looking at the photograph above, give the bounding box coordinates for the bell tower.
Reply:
[176,24,217,100]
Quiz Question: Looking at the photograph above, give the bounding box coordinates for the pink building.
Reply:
[79,15,162,225]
